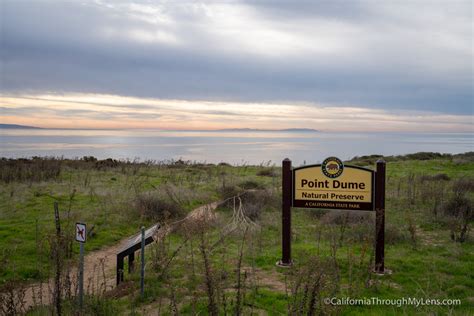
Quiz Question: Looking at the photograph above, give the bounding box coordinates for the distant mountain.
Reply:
[0,124,41,129]
[215,128,319,132]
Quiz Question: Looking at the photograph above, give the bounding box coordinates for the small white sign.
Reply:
[76,223,86,243]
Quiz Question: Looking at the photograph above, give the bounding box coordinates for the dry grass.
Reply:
[256,168,277,177]
[0,281,27,315]
[0,157,62,183]
[440,178,474,242]
[286,255,339,315]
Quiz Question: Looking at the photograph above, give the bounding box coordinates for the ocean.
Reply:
[0,129,472,165]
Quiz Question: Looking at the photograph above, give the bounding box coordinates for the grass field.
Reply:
[0,152,473,315]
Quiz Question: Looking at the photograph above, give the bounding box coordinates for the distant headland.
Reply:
[0,125,318,132]
[213,128,319,132]
[0,124,42,129]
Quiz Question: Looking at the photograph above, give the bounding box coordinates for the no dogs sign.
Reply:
[75,223,87,243]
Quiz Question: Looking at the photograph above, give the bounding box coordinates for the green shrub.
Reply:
[419,173,451,182]
[440,178,474,242]
[218,185,242,200]
[135,193,183,221]
[238,179,264,190]
[320,210,372,226]
[0,157,62,183]
[256,168,276,177]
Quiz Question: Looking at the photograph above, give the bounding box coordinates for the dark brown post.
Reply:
[117,254,124,286]
[279,158,292,266]
[375,159,386,273]
[128,252,135,273]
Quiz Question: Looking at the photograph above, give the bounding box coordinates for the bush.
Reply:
[218,189,278,221]
[166,159,191,169]
[419,173,451,182]
[452,177,474,194]
[82,156,98,162]
[319,211,374,245]
[348,154,384,166]
[348,151,473,165]
[256,168,276,177]
[440,178,474,242]
[404,152,447,160]
[218,185,243,200]
[385,222,410,245]
[320,210,372,226]
[238,179,264,190]
[0,157,62,183]
[95,158,119,170]
[343,220,374,244]
[287,255,339,315]
[135,192,183,221]
[452,152,474,164]
[240,189,278,220]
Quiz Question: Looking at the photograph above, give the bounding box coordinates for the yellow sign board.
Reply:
[293,157,374,211]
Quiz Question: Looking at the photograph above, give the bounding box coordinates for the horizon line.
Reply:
[1,124,474,134]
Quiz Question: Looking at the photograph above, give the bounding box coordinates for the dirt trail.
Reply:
[20,201,221,312]
[22,236,129,311]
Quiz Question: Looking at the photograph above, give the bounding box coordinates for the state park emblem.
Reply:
[321,156,344,178]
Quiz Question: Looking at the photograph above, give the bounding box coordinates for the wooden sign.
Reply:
[293,157,374,211]
[279,157,386,274]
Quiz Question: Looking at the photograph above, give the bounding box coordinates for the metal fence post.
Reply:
[140,226,145,297]
[78,242,84,309]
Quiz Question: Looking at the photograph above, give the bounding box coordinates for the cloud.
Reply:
[0,93,472,132]
[0,0,472,117]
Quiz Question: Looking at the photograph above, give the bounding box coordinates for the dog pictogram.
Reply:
[77,227,84,239]
[76,223,86,242]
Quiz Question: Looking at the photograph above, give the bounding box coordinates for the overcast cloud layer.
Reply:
[0,0,473,128]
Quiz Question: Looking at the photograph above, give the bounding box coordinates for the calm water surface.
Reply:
[0,129,472,165]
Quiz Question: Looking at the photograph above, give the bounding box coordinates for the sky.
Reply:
[0,0,473,131]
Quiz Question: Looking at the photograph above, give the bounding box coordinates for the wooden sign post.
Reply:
[375,159,386,273]
[278,157,387,274]
[279,158,292,266]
